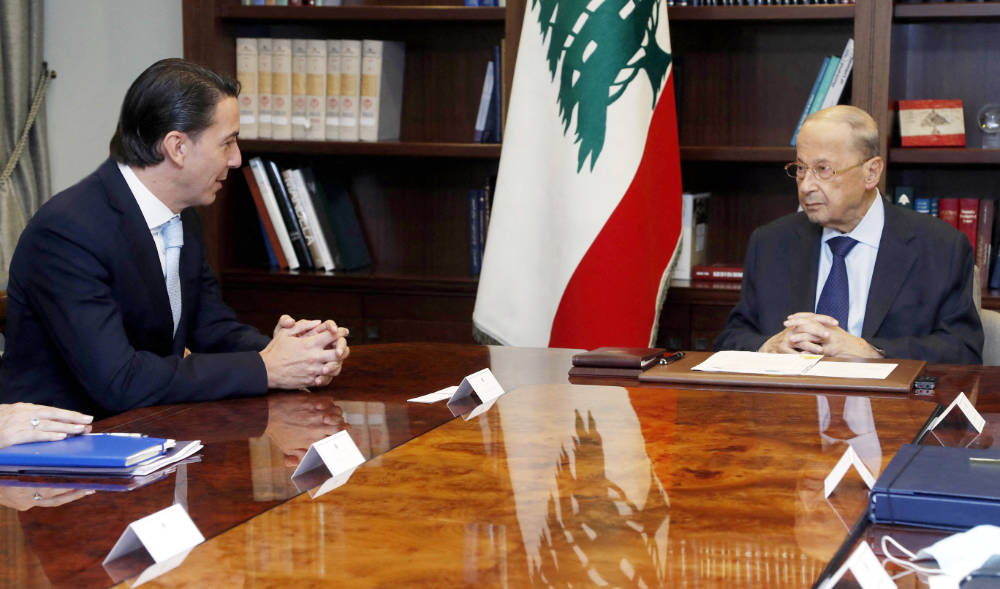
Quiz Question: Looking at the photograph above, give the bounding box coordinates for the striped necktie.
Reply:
[161,216,184,335]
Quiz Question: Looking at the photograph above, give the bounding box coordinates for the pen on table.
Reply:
[84,432,147,438]
[970,457,1000,464]
[660,351,685,365]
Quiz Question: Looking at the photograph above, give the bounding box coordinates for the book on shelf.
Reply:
[938,197,959,229]
[670,192,710,281]
[339,40,363,141]
[790,57,829,147]
[818,38,853,111]
[473,60,495,143]
[810,55,839,115]
[691,264,743,282]
[319,174,372,270]
[235,37,259,140]
[469,188,484,275]
[264,158,314,268]
[246,158,297,269]
[490,45,502,142]
[299,167,344,269]
[305,40,327,141]
[291,39,309,140]
[325,40,342,141]
[977,199,995,277]
[282,168,336,270]
[258,37,274,139]
[271,38,294,140]
[958,197,978,250]
[914,197,931,215]
[898,99,966,147]
[893,186,914,209]
[931,197,939,217]
[359,40,405,142]
[990,207,1000,290]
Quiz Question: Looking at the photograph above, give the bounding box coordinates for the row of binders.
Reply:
[235,38,404,142]
[243,157,371,271]
[790,38,854,145]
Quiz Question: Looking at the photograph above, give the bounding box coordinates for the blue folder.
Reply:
[0,433,171,468]
[869,444,1000,530]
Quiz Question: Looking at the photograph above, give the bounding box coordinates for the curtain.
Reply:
[1,0,52,289]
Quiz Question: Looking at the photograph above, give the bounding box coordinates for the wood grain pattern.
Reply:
[1,345,994,588]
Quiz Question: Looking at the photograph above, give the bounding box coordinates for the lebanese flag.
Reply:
[473,0,683,348]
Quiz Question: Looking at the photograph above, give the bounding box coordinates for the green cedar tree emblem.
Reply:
[533,0,671,172]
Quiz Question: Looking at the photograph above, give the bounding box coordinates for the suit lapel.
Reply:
[863,202,917,338]
[790,215,822,313]
[97,160,176,344]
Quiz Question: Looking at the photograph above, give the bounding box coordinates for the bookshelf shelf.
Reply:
[240,139,501,158]
[219,5,507,22]
[894,3,1000,21]
[889,148,1000,165]
[222,268,478,293]
[680,146,795,163]
[667,5,853,22]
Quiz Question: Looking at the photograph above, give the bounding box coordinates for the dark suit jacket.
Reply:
[714,199,983,364]
[0,158,272,416]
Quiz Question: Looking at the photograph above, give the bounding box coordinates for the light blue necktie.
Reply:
[816,235,858,331]
[161,216,184,335]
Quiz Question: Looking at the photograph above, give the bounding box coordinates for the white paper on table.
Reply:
[691,351,823,375]
[804,361,897,380]
[407,386,458,404]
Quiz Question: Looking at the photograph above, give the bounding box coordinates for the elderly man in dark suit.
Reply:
[715,105,982,364]
[0,59,350,417]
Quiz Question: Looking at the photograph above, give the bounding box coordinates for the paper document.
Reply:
[803,361,897,380]
[408,386,458,404]
[692,351,823,375]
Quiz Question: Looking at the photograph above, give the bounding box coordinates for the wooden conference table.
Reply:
[0,343,995,588]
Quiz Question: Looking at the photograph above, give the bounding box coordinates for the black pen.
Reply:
[660,351,685,365]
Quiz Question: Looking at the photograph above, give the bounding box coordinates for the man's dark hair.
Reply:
[110,58,240,167]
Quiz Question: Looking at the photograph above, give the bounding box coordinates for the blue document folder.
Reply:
[869,444,1000,530]
[0,434,171,468]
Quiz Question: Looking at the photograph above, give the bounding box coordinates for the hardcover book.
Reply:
[959,198,979,249]
[339,40,362,141]
[325,39,342,140]
[359,40,405,142]
[0,434,171,468]
[248,158,298,269]
[257,37,274,139]
[670,192,710,280]
[898,99,966,147]
[938,197,959,229]
[243,165,290,269]
[305,40,327,141]
[235,37,259,139]
[264,159,314,269]
[270,38,294,140]
[290,39,309,140]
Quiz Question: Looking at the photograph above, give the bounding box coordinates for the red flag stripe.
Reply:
[549,73,683,348]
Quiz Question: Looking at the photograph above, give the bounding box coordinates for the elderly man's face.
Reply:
[794,119,876,234]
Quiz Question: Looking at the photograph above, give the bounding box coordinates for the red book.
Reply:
[959,198,979,249]
[976,199,995,273]
[938,198,959,229]
[242,165,289,269]
[691,265,743,282]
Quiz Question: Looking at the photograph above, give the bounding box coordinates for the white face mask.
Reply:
[917,526,1000,589]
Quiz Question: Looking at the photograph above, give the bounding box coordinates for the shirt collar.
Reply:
[822,188,884,248]
[117,162,176,229]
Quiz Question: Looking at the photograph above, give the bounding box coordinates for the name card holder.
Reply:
[103,503,204,585]
[824,445,876,498]
[447,368,506,419]
[291,430,365,498]
[817,541,896,589]
[928,392,985,434]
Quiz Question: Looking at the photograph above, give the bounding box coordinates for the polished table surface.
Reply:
[0,344,996,588]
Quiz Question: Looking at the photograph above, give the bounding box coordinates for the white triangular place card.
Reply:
[824,445,876,498]
[446,368,505,417]
[928,392,985,434]
[291,429,365,488]
[103,504,204,568]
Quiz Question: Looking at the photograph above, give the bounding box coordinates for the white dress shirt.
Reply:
[814,190,884,337]
[117,162,178,276]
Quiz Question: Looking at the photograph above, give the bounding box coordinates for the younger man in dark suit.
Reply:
[715,105,982,364]
[0,59,350,416]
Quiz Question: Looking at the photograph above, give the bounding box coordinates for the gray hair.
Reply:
[803,105,880,159]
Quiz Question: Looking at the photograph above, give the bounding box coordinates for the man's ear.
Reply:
[160,130,188,167]
[864,156,884,190]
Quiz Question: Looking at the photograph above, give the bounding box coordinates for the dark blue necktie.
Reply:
[816,236,858,330]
